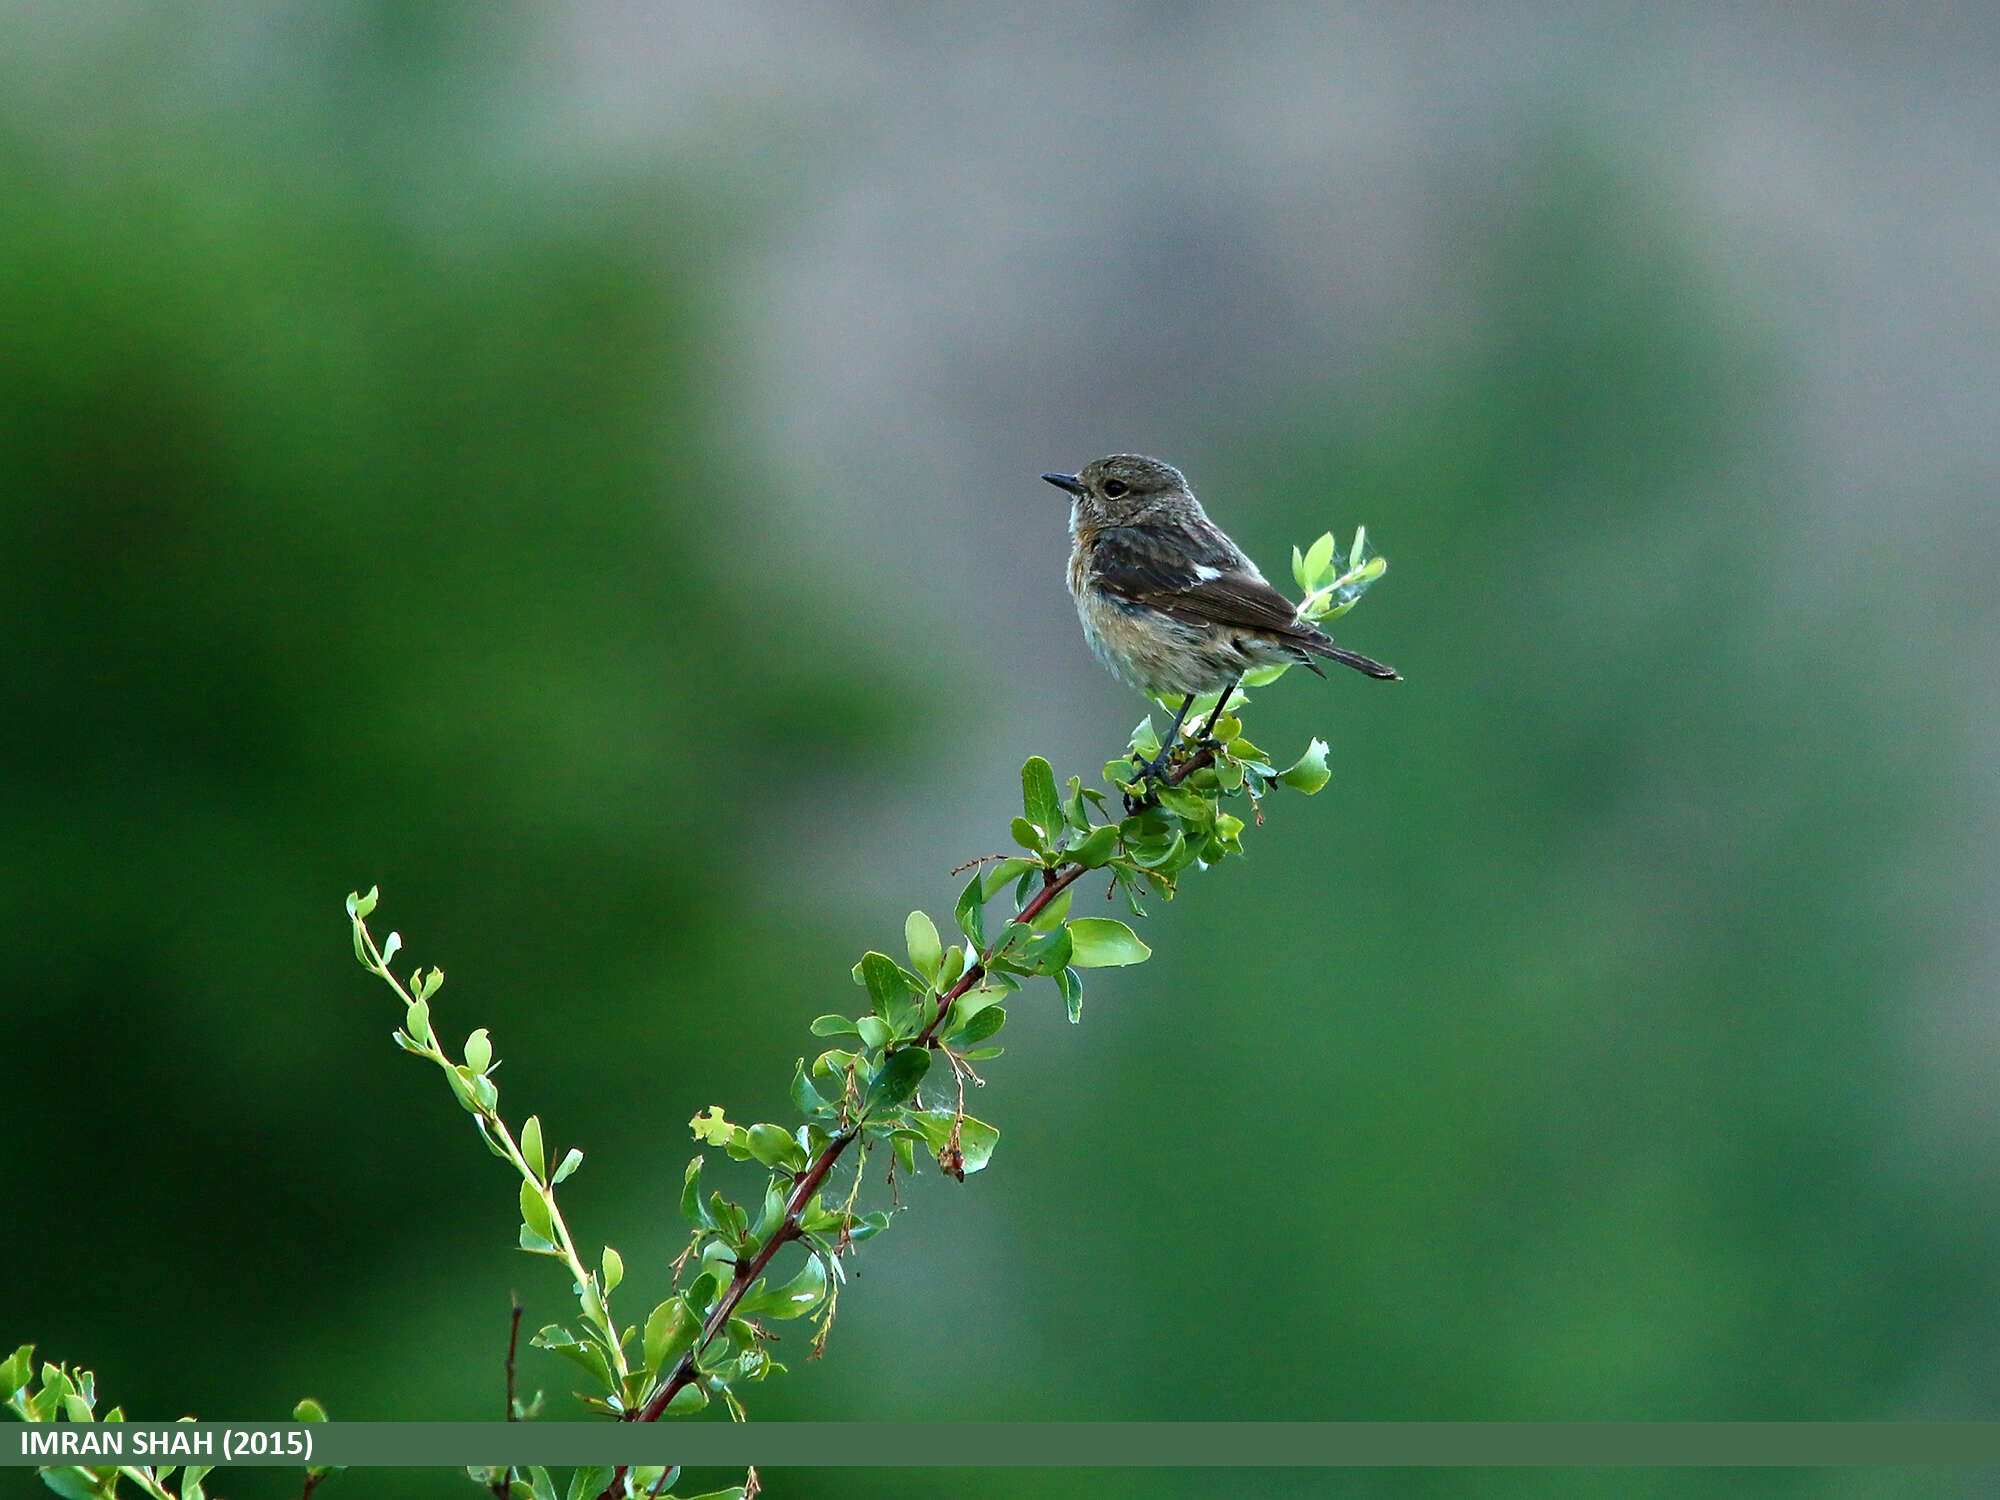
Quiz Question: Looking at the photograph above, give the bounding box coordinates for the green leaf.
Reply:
[753,1178,787,1243]
[685,1270,720,1315]
[938,943,966,987]
[699,1237,740,1290]
[690,1106,737,1147]
[552,1147,584,1184]
[293,1398,328,1422]
[1009,816,1046,854]
[853,951,911,1020]
[1129,714,1161,760]
[746,1123,804,1170]
[953,1004,1007,1047]
[1070,823,1120,868]
[912,1109,1000,1174]
[813,1047,857,1077]
[665,1382,709,1414]
[1010,866,1039,912]
[1016,924,1073,977]
[463,1028,492,1074]
[848,956,896,1016]
[904,910,943,981]
[520,1226,558,1256]
[1027,888,1072,931]
[1279,737,1332,795]
[643,1296,699,1373]
[809,1014,860,1037]
[0,1344,31,1397]
[473,1118,511,1163]
[1063,775,1093,831]
[469,1071,499,1113]
[519,1115,546,1184]
[1290,543,1309,592]
[864,1047,931,1114]
[533,1327,613,1392]
[1349,524,1368,569]
[1302,530,1336,587]
[36,1469,100,1500]
[947,988,1004,1030]
[738,1254,827,1320]
[847,1210,893,1243]
[519,1181,555,1243]
[1067,917,1151,968]
[791,1059,830,1117]
[982,921,1027,969]
[565,1467,613,1500]
[1021,756,1062,836]
[854,1015,892,1051]
[601,1246,624,1295]
[979,856,1041,900]
[1056,965,1085,1023]
[1227,734,1270,765]
[954,871,986,949]
[347,886,379,920]
[1156,786,1212,824]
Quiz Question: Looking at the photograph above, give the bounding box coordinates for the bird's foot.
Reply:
[1123,745,1178,813]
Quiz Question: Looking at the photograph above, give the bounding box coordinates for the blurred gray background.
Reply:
[4,5,1997,1498]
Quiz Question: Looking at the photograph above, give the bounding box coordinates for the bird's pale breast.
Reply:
[1069,528,1294,697]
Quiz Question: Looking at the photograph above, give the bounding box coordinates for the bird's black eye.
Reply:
[1101,479,1129,498]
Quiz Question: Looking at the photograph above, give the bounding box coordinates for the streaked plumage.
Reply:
[1043,455,1398,702]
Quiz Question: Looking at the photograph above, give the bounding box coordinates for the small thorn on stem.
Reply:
[948,852,1012,877]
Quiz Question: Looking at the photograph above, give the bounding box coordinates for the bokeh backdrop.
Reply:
[5,6,1998,1499]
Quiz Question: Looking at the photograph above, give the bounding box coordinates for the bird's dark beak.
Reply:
[1041,472,1085,497]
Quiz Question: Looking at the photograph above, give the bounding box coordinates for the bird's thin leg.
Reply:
[1193,675,1242,745]
[1138,693,1197,780]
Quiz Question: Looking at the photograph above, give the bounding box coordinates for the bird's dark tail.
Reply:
[1296,634,1401,680]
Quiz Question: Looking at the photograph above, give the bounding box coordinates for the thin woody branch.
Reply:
[342,516,1380,1500]
[597,743,1220,1497]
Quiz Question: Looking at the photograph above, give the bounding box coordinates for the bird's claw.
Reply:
[1123,747,1176,813]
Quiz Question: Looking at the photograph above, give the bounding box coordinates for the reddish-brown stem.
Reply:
[625,1124,857,1428]
[596,744,1214,1498]
[504,1296,522,1421]
[490,1296,523,1497]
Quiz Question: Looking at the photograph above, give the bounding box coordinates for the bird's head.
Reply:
[1041,455,1195,526]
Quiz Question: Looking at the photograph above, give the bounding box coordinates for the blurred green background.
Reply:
[6,7,1997,1499]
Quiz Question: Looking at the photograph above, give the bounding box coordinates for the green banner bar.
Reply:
[11,1422,2000,1468]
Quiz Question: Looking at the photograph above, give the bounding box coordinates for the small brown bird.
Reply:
[1042,455,1397,772]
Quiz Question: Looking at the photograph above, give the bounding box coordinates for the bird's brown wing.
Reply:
[1091,522,1310,636]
